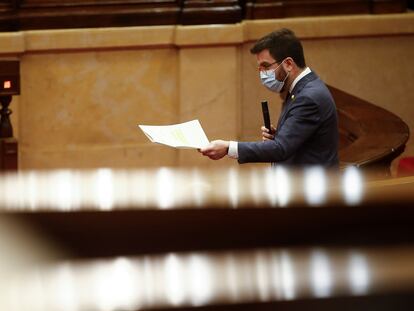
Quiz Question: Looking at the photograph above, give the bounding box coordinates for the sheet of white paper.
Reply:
[138,120,210,149]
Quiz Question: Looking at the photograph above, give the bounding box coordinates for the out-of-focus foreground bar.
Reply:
[0,167,414,310]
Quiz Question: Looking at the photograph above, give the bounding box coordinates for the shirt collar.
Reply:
[289,67,311,93]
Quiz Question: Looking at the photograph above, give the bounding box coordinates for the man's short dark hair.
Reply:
[250,28,306,68]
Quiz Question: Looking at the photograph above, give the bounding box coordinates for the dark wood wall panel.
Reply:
[371,0,408,14]
[181,0,242,25]
[245,0,407,19]
[14,0,182,30]
[18,5,181,29]
[0,0,408,31]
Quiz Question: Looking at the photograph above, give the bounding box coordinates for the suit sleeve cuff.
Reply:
[227,141,239,159]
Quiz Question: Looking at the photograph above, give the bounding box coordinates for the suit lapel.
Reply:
[276,93,290,132]
[275,71,318,131]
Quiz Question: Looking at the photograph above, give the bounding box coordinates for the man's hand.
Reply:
[199,140,230,160]
[261,125,276,141]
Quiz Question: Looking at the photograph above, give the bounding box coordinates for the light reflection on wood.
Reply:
[3,246,414,311]
[0,167,413,211]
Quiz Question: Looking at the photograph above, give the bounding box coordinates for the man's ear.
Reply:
[284,57,294,71]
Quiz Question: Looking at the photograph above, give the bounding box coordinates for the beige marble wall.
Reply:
[0,14,412,170]
[19,49,179,168]
[175,24,243,168]
[178,46,241,168]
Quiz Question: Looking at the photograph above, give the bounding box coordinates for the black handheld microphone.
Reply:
[261,100,271,134]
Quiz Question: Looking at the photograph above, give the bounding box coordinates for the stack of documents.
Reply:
[138,120,210,149]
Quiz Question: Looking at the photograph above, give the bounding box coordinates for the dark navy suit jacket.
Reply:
[238,71,339,167]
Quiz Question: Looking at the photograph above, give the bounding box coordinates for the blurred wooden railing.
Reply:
[0,0,408,31]
[0,168,413,310]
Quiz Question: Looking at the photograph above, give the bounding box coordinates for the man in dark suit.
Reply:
[200,28,339,167]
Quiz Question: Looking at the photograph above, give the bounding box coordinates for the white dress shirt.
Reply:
[227,67,311,159]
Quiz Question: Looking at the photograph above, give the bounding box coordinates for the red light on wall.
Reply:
[3,80,11,89]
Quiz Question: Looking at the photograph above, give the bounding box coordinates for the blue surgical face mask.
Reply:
[260,60,289,93]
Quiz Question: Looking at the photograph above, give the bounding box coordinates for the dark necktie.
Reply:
[285,91,291,103]
[277,92,291,132]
